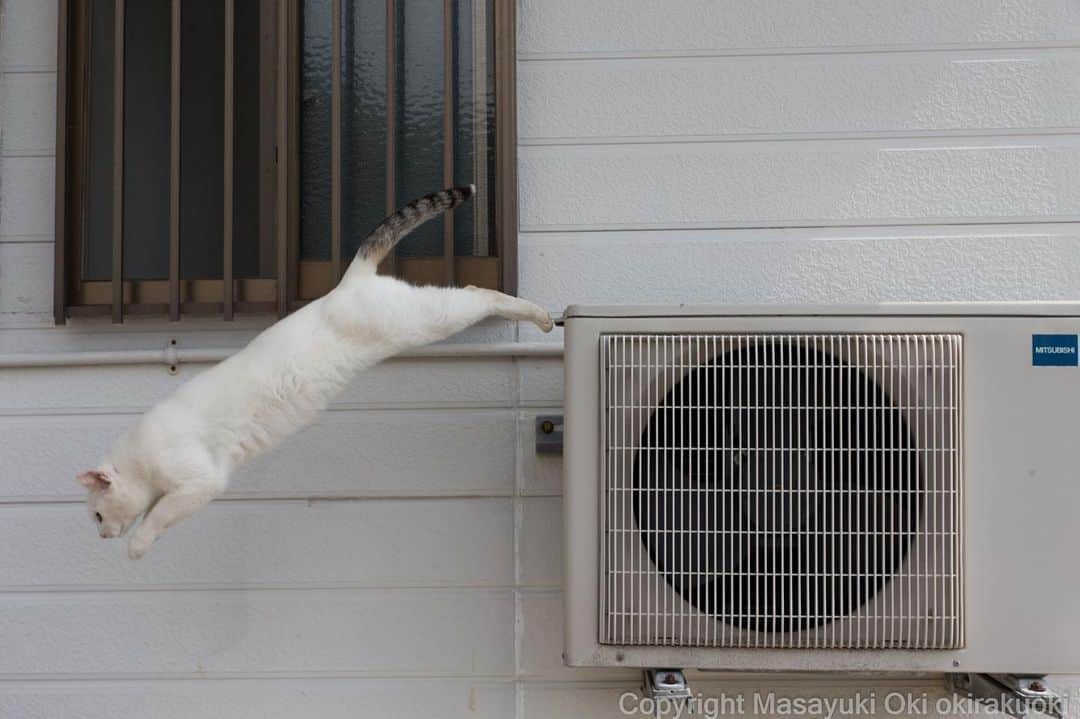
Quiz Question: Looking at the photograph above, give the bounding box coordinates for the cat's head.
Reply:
[77,467,146,539]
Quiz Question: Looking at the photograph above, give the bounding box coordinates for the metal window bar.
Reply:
[286,0,302,309]
[382,0,397,277]
[599,333,964,650]
[111,0,125,324]
[442,0,455,286]
[168,0,181,321]
[223,0,235,321]
[330,0,343,282]
[471,0,488,257]
[493,0,516,295]
[275,0,290,317]
[54,0,71,325]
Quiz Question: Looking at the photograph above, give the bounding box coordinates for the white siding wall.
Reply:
[1,1,1078,717]
[516,0,1080,342]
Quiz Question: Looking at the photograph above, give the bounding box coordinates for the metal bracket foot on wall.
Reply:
[948,673,1064,719]
[642,669,692,718]
[535,415,564,455]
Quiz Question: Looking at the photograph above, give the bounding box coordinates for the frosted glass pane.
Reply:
[394,0,443,257]
[301,0,496,264]
[451,0,475,256]
[452,0,496,257]
[342,0,387,258]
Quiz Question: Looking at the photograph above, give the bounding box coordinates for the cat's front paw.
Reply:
[128,533,154,560]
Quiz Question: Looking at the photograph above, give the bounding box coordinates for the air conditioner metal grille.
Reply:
[599,333,964,649]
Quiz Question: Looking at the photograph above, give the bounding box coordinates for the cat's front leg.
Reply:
[128,489,217,559]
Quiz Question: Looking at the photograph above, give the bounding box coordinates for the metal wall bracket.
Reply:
[948,673,1063,719]
[642,669,692,718]
[535,414,564,455]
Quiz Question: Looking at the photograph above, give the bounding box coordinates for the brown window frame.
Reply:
[54,0,518,325]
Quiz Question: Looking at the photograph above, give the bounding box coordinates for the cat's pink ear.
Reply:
[77,470,112,491]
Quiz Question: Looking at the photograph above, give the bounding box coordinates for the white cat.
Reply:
[78,186,552,559]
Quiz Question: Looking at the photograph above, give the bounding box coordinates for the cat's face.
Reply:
[77,468,143,539]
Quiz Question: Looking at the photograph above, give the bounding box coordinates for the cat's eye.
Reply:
[95,512,102,523]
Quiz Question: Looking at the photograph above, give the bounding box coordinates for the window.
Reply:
[54,0,517,324]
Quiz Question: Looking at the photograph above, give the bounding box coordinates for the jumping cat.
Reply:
[78,186,552,559]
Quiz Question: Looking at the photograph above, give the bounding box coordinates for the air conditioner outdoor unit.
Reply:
[562,303,1080,675]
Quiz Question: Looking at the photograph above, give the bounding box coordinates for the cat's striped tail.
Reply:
[348,185,475,272]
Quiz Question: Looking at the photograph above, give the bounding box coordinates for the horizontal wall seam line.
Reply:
[0,671,517,682]
[0,403,516,415]
[0,586,561,597]
[518,41,1080,62]
[520,218,1080,233]
[0,323,272,333]
[0,582,556,594]
[0,403,518,416]
[0,674,950,686]
[0,151,55,159]
[505,676,947,688]
[520,135,1080,150]
[0,587,520,597]
[0,676,521,686]
[520,128,1080,147]
[517,222,1080,238]
[0,493,517,505]
[0,65,57,74]
[0,405,523,418]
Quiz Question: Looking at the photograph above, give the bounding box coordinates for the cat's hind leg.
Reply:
[462,286,554,332]
[128,488,218,559]
[392,284,553,344]
[328,278,553,347]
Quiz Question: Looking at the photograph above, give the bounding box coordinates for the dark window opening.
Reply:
[54,0,517,323]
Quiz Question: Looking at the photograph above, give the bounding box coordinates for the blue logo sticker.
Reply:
[1032,334,1078,366]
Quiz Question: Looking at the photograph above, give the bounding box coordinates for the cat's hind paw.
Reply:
[535,312,555,333]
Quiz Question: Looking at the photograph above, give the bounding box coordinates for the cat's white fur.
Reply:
[78,187,552,559]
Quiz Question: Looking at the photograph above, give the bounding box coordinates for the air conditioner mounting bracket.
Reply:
[641,669,693,718]
[947,673,1063,719]
[535,415,564,455]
